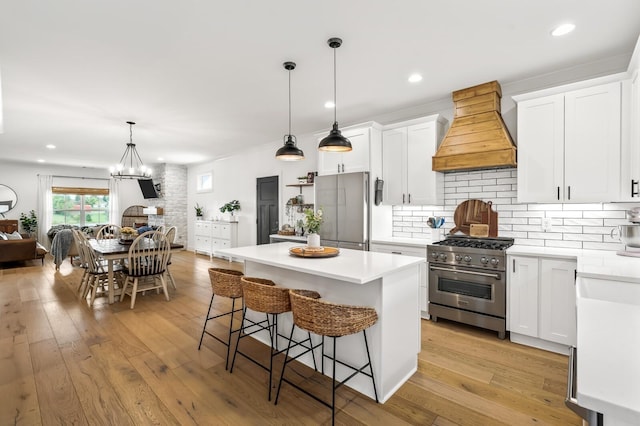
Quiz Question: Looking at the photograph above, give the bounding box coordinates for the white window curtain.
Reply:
[37,174,53,248]
[109,178,119,226]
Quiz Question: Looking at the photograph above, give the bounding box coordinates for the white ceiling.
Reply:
[1,0,639,170]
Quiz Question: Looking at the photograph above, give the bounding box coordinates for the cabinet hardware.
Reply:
[341,164,345,173]
[632,180,639,197]
[513,259,515,273]
[337,164,340,173]
[402,194,405,204]
[391,251,402,255]
[408,194,411,203]
[567,186,571,200]
[557,186,560,200]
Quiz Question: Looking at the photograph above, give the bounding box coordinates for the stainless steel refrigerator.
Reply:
[314,172,369,250]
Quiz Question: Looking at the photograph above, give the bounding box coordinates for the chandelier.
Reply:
[109,121,152,179]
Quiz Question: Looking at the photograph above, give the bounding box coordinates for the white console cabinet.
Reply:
[194,220,238,260]
[508,254,577,354]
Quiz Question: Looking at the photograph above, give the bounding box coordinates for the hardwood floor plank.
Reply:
[0,334,42,425]
[41,300,82,346]
[30,338,88,425]
[129,351,230,425]
[89,340,179,425]
[59,340,135,425]
[0,297,26,340]
[21,300,55,344]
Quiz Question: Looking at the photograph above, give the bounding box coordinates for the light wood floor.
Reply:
[0,251,582,425]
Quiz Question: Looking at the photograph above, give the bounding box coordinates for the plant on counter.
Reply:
[20,210,38,235]
[304,208,323,234]
[220,200,241,216]
[194,203,204,217]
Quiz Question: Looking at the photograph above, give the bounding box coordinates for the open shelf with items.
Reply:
[286,201,314,214]
[286,183,314,194]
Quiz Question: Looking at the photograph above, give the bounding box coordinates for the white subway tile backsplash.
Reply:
[391,169,636,251]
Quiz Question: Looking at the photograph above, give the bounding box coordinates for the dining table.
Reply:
[89,238,184,304]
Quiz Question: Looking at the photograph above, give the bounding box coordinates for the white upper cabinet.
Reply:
[621,70,640,200]
[515,79,622,203]
[316,123,380,176]
[381,115,446,205]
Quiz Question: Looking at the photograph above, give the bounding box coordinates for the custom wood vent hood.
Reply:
[432,81,517,172]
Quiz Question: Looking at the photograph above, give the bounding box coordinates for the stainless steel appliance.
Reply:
[565,347,604,425]
[427,235,514,339]
[314,172,369,251]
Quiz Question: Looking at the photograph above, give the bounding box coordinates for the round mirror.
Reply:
[0,184,18,214]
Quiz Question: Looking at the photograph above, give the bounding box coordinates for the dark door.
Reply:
[256,176,279,245]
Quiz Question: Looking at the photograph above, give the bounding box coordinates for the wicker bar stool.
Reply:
[198,268,244,370]
[275,289,379,425]
[229,277,320,401]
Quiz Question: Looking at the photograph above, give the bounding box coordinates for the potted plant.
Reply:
[220,200,240,221]
[20,210,38,238]
[303,208,323,248]
[194,203,204,219]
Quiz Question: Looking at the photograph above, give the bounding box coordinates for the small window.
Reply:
[197,172,213,193]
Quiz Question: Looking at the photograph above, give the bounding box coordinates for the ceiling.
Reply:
[1,0,639,170]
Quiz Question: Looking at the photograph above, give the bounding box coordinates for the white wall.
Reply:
[187,134,319,250]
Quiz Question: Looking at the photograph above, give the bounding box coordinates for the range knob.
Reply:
[480,257,489,264]
[454,254,462,262]
[490,258,500,266]
[431,252,439,259]
[463,255,472,263]
[439,253,447,261]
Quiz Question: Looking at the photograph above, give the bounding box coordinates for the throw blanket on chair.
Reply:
[51,229,75,269]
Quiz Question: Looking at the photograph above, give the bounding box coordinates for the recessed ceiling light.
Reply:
[408,73,423,83]
[324,101,335,109]
[157,157,164,161]
[46,144,56,149]
[551,23,575,37]
[37,159,45,163]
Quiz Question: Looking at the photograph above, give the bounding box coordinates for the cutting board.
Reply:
[450,199,498,237]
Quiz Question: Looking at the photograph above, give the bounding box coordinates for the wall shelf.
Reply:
[286,182,314,194]
[285,202,314,213]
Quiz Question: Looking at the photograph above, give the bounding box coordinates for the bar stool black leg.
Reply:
[363,330,379,402]
[331,337,337,426]
[274,324,296,404]
[229,306,247,374]
[197,293,215,350]
[223,298,238,370]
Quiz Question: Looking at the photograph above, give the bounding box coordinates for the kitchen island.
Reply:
[215,242,425,403]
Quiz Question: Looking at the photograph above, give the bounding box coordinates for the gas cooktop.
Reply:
[431,235,514,251]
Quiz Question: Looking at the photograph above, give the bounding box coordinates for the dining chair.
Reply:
[96,224,122,240]
[164,226,177,289]
[80,231,125,306]
[72,229,90,295]
[119,230,171,309]
[275,290,379,425]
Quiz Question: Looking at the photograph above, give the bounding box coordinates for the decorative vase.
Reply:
[196,216,203,221]
[307,233,321,248]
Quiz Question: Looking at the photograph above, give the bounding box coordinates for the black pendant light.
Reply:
[276,61,305,161]
[319,37,352,152]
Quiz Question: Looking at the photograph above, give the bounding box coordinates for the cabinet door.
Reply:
[407,121,442,205]
[621,73,640,201]
[539,259,577,346]
[341,127,370,174]
[516,94,565,202]
[564,82,621,202]
[508,256,539,337]
[317,127,371,176]
[381,127,406,205]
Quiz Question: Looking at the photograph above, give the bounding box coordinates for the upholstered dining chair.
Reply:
[119,230,171,309]
[96,224,122,240]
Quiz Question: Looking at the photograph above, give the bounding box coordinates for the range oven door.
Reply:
[565,346,603,425]
[428,263,505,317]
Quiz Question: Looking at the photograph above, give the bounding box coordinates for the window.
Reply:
[52,186,110,226]
[197,172,213,193]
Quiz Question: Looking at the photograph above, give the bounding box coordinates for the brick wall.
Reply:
[392,168,635,251]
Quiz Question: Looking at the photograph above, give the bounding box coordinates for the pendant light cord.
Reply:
[288,67,292,136]
[333,46,337,123]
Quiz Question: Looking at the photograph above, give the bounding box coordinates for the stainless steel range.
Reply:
[428,235,514,339]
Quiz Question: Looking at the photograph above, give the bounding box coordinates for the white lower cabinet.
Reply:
[370,242,428,319]
[508,255,577,354]
[194,220,238,260]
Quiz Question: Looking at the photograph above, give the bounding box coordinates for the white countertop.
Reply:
[268,234,306,242]
[371,236,434,248]
[508,245,640,283]
[216,242,425,284]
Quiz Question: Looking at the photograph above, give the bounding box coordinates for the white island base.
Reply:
[216,242,424,403]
